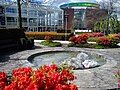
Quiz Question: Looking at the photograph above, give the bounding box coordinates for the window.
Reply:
[6,8,17,13]
[22,9,27,15]
[29,18,37,26]
[7,17,16,22]
[22,18,27,22]
[29,10,37,16]
[38,11,45,17]
[58,20,62,26]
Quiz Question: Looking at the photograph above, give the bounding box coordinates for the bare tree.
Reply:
[98,0,120,17]
[97,0,120,34]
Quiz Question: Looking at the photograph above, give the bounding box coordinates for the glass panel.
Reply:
[6,7,17,13]
[74,9,86,29]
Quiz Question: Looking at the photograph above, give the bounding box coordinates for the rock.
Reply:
[62,52,100,69]
[82,60,100,68]
[76,52,89,62]
[117,43,120,46]
[62,58,84,69]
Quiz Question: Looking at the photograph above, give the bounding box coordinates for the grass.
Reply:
[40,40,62,47]
[67,43,117,49]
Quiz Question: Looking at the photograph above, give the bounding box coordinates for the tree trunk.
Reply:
[17,0,22,29]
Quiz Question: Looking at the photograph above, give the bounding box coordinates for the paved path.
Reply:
[0,43,120,90]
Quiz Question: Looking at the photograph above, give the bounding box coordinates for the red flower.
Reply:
[97,37,110,46]
[69,84,78,90]
[89,32,104,37]
[50,64,58,71]
[0,72,6,82]
[55,84,63,90]
[0,81,5,90]
[1,64,78,90]
[26,82,38,90]
[69,34,89,44]
[4,82,18,90]
[44,35,53,41]
[12,67,32,78]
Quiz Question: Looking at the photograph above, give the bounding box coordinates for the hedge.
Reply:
[25,32,71,40]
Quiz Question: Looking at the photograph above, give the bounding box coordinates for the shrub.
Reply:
[94,45,105,49]
[115,33,120,40]
[115,70,120,88]
[67,43,76,47]
[0,64,78,90]
[48,42,62,47]
[69,34,89,44]
[97,37,110,46]
[25,32,71,40]
[109,37,120,47]
[69,36,77,43]
[107,34,120,47]
[89,32,104,37]
[87,37,98,42]
[44,35,53,42]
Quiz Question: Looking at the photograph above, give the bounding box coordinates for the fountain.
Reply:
[62,52,100,69]
[28,51,105,69]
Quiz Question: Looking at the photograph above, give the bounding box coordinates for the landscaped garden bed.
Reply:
[68,33,120,49]
[40,36,62,47]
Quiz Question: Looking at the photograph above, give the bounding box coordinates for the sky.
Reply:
[6,0,104,4]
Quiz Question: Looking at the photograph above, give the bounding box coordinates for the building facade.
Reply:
[0,0,63,32]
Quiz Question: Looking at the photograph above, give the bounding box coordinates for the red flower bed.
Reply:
[97,37,111,46]
[69,34,89,44]
[0,64,78,90]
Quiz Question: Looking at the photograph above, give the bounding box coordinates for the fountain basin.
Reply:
[28,51,106,69]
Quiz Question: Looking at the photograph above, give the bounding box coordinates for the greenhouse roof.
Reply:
[60,2,99,9]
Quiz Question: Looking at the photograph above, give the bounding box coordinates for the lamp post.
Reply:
[64,14,68,41]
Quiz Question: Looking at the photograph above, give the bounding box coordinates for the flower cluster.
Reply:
[89,32,104,37]
[97,37,111,46]
[115,33,120,40]
[0,72,6,90]
[0,64,78,90]
[115,70,120,88]
[69,34,88,44]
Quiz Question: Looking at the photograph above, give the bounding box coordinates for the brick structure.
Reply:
[60,2,107,31]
